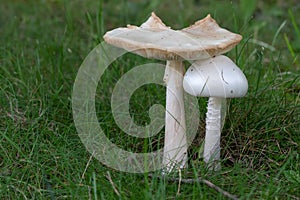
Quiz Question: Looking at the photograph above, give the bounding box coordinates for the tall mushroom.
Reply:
[104,12,242,172]
[183,55,248,170]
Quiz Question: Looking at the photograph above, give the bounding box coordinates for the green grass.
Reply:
[0,0,299,199]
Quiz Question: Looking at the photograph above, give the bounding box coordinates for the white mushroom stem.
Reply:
[163,60,187,172]
[203,97,223,171]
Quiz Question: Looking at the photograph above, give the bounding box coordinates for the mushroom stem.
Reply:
[204,97,223,171]
[163,60,187,172]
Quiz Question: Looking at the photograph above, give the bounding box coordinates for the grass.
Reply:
[0,0,299,199]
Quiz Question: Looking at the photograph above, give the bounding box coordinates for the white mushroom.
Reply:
[183,55,248,170]
[104,13,242,173]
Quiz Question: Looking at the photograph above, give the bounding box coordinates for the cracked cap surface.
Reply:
[104,12,242,61]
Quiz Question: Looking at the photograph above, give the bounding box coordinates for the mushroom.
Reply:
[103,12,242,172]
[183,55,248,170]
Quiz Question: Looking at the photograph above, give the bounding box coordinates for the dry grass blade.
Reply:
[149,174,239,200]
[106,171,121,197]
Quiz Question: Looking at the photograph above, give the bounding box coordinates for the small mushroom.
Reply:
[104,12,242,172]
[183,55,248,170]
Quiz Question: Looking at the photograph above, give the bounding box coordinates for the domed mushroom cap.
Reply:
[103,13,242,61]
[183,55,248,98]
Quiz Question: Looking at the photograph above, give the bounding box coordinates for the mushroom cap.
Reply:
[103,13,242,61]
[183,55,248,98]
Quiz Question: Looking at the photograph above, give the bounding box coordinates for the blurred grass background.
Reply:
[0,0,299,199]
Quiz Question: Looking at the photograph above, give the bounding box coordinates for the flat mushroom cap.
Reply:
[183,55,248,98]
[103,12,242,61]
